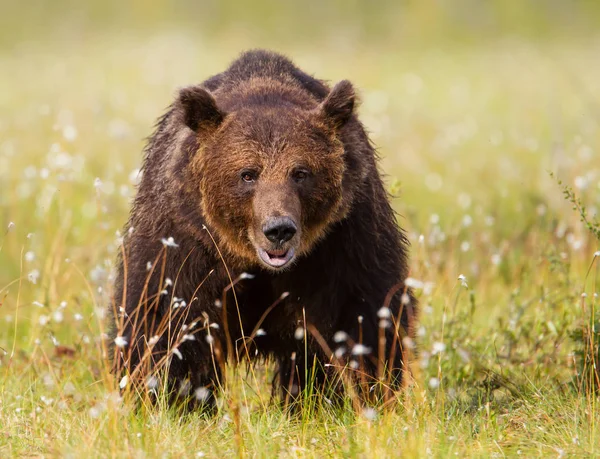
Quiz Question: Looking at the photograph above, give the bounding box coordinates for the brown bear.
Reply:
[110,49,416,411]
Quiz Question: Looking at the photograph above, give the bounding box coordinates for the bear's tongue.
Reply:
[259,247,295,268]
[266,248,287,257]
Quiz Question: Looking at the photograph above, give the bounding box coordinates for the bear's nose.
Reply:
[263,217,297,244]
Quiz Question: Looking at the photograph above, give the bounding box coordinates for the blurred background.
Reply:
[1,1,600,455]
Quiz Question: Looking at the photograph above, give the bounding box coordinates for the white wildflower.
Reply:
[119,375,129,389]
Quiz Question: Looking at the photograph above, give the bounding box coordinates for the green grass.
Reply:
[1,23,600,457]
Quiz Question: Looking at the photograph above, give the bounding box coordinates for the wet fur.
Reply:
[110,49,416,409]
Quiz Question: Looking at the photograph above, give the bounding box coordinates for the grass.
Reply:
[1,27,600,457]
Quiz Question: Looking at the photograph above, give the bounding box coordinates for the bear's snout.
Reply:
[255,215,299,270]
[262,216,297,244]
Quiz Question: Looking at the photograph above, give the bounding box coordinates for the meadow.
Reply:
[1,3,600,457]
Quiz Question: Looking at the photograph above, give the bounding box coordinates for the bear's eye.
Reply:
[241,170,258,183]
[292,169,310,183]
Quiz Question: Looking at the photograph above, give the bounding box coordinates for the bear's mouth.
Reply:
[257,247,295,269]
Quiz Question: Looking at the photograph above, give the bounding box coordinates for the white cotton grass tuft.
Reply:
[429,377,440,389]
[379,319,391,329]
[352,344,371,356]
[377,307,391,319]
[172,348,183,360]
[160,237,179,248]
[333,331,348,343]
[402,336,416,350]
[114,336,128,348]
[52,310,64,323]
[146,376,159,390]
[362,407,378,421]
[431,341,446,355]
[28,269,40,284]
[294,327,304,340]
[195,387,210,401]
[405,277,435,295]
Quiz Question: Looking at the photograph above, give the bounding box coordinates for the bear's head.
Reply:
[177,80,356,271]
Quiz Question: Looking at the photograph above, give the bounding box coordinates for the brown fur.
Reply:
[110,50,416,410]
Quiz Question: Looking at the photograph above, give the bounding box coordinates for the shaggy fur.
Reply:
[110,49,416,410]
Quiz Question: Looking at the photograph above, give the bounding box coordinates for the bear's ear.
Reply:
[317,80,355,129]
[178,86,224,132]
